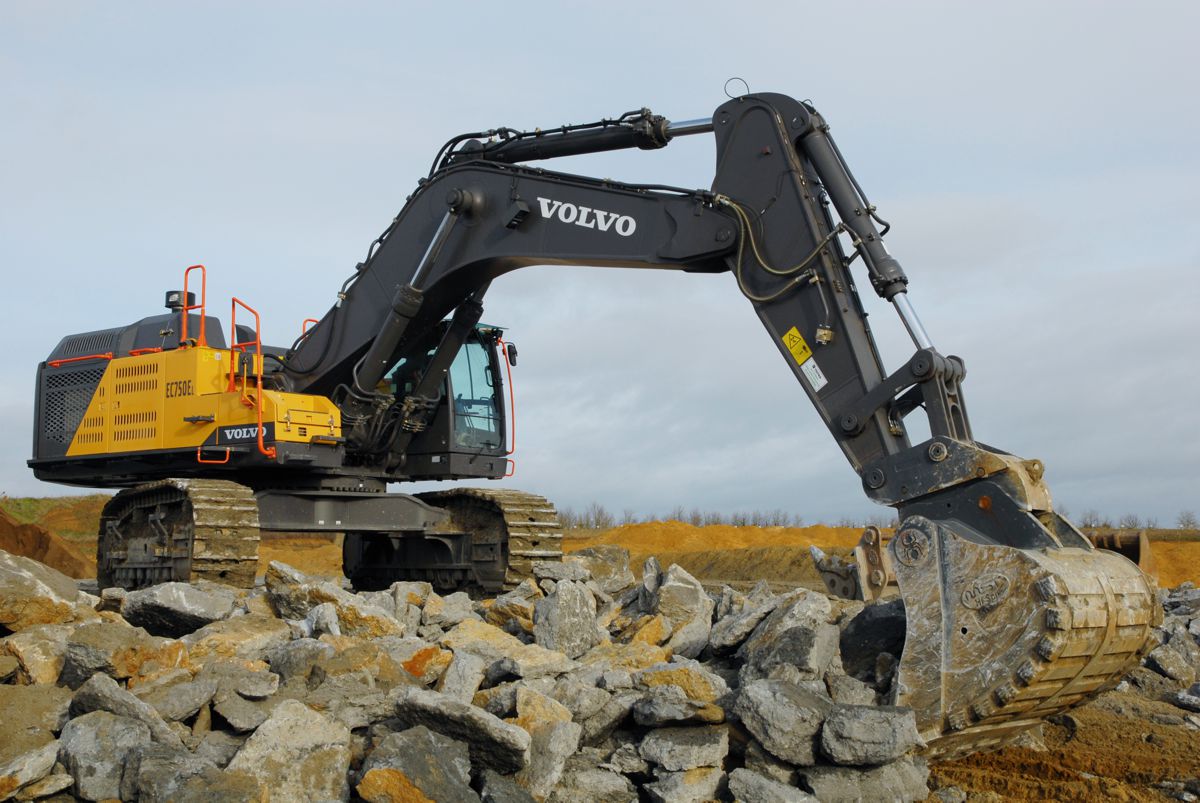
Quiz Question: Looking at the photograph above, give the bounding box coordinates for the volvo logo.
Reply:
[536,197,636,237]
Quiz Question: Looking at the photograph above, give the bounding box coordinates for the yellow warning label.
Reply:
[782,326,813,365]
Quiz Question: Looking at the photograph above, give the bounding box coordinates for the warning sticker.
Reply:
[800,358,828,392]
[782,326,813,365]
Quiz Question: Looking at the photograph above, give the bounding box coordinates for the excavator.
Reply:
[28,91,1159,757]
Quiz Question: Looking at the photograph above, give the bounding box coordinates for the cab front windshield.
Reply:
[448,339,502,449]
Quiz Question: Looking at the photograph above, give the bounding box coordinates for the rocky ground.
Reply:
[1,544,1199,801]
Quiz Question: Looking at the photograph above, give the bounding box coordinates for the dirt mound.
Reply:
[0,507,94,578]
[566,520,866,558]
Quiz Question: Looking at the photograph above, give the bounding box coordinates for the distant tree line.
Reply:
[556,502,1200,532]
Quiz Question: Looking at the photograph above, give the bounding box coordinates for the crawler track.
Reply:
[97,479,260,589]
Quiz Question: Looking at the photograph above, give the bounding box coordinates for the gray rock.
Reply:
[356,725,478,802]
[651,565,715,659]
[1172,691,1200,713]
[533,580,601,659]
[119,743,217,803]
[1,623,72,685]
[390,580,433,610]
[480,769,536,803]
[160,765,266,802]
[131,672,216,724]
[266,637,335,686]
[122,582,237,638]
[305,601,341,637]
[197,660,281,699]
[357,589,398,618]
[639,725,729,771]
[734,679,831,766]
[633,684,723,727]
[392,686,531,773]
[728,768,816,802]
[212,691,283,732]
[709,591,782,654]
[70,673,182,747]
[644,766,725,802]
[226,699,352,802]
[819,704,921,765]
[571,546,637,595]
[1147,644,1197,687]
[533,558,591,582]
[305,674,393,731]
[547,766,637,803]
[599,669,633,690]
[839,599,906,680]
[437,650,488,702]
[738,591,837,682]
[193,730,246,768]
[59,620,179,688]
[551,678,612,721]
[799,756,930,802]
[826,672,877,706]
[58,711,152,801]
[515,720,582,799]
[1166,587,1200,617]
[424,590,481,628]
[11,768,73,800]
[581,691,641,745]
[745,738,799,785]
[0,741,58,801]
[263,562,402,638]
[98,585,126,612]
[603,741,650,775]
[0,549,79,632]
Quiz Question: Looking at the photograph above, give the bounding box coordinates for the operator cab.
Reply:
[389,324,512,480]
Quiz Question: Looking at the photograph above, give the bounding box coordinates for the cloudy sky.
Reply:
[1,2,1197,524]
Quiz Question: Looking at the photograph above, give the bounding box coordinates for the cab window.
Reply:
[449,340,501,448]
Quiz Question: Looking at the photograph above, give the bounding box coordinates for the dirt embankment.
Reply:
[0,507,93,578]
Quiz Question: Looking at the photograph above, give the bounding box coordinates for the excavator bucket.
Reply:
[885,515,1161,758]
[1086,530,1157,581]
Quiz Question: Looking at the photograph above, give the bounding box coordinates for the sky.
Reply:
[1,2,1197,524]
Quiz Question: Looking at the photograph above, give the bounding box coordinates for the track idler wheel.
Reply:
[888,515,1161,759]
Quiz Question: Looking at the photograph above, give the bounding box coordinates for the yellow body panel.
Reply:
[66,346,340,457]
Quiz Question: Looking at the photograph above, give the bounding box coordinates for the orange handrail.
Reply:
[128,347,163,357]
[196,447,231,465]
[498,337,517,476]
[302,318,320,335]
[48,352,113,368]
[180,265,208,347]
[227,297,276,460]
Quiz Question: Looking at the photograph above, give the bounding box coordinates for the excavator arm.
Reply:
[279,93,1159,755]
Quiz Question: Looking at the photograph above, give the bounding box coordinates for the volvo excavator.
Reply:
[29,92,1160,757]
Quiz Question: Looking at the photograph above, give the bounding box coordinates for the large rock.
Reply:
[121,582,237,638]
[533,558,591,583]
[734,679,831,766]
[708,587,782,653]
[264,561,403,638]
[839,598,906,680]
[1,624,72,685]
[59,620,187,688]
[440,619,577,679]
[533,580,602,659]
[1147,644,1198,688]
[375,636,453,686]
[0,684,71,799]
[643,766,725,803]
[639,725,729,771]
[424,591,482,628]
[738,591,837,682]
[635,659,730,705]
[0,741,58,802]
[480,769,537,803]
[819,704,921,766]
[799,756,930,802]
[577,640,670,672]
[550,678,612,722]
[393,686,531,773]
[0,549,79,632]
[650,565,714,659]
[266,637,335,687]
[58,711,152,801]
[728,768,817,802]
[119,744,217,803]
[547,766,637,803]
[485,579,543,635]
[181,614,291,665]
[135,677,219,722]
[515,719,582,799]
[633,684,724,727]
[70,673,182,747]
[356,725,478,803]
[581,691,642,745]
[437,649,488,702]
[571,546,637,595]
[226,699,352,802]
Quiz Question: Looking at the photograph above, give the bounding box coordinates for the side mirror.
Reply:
[505,342,518,367]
